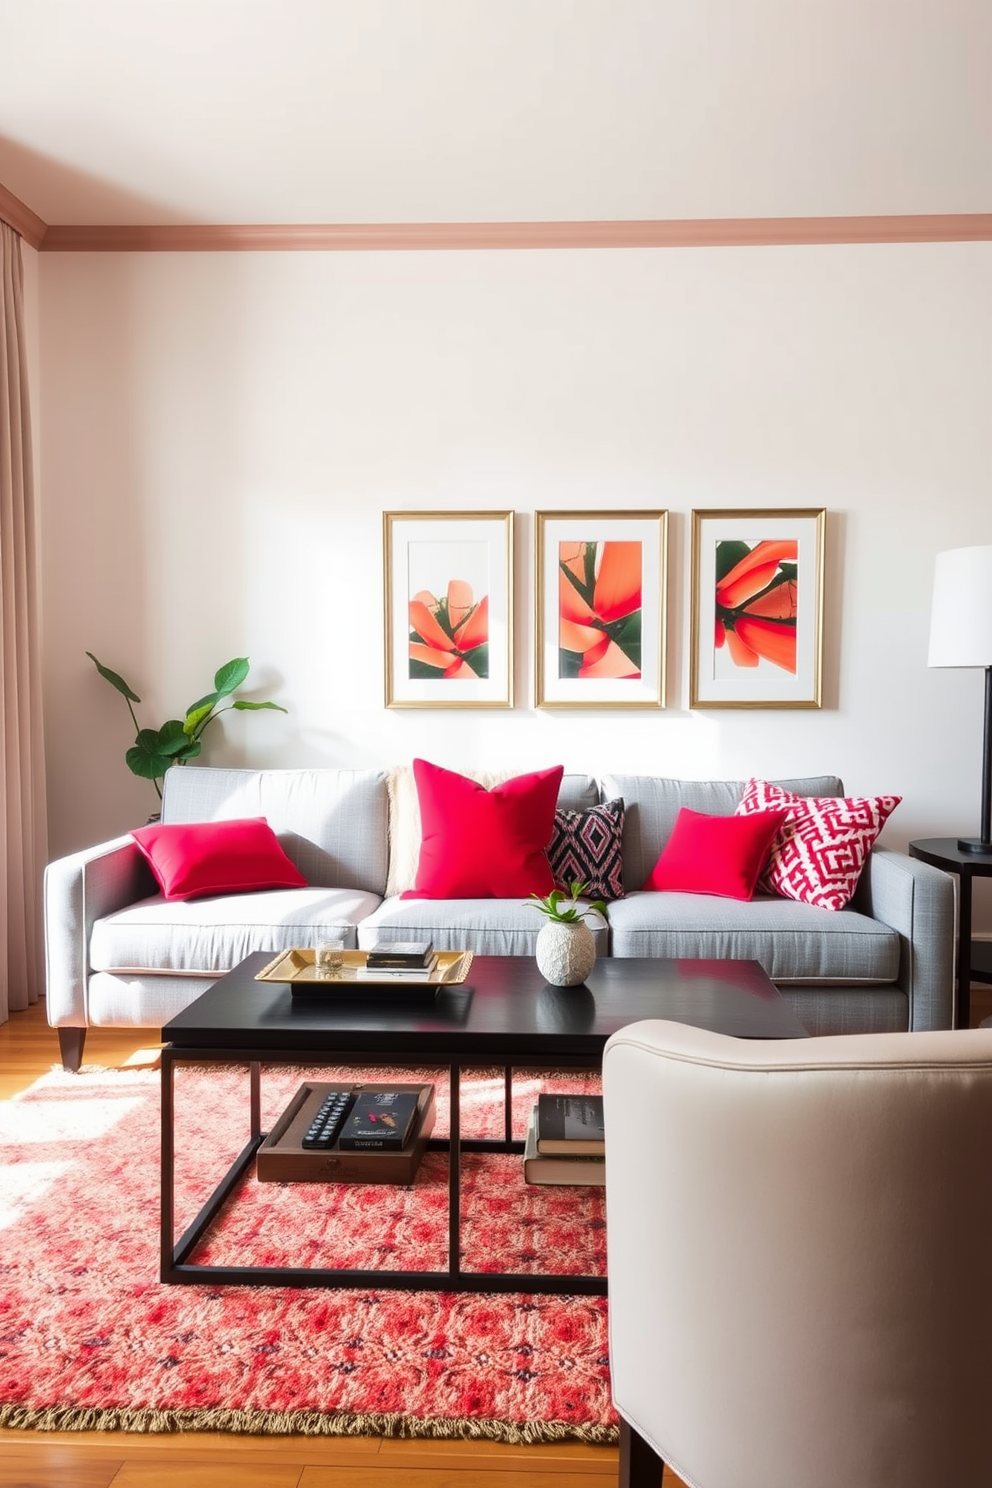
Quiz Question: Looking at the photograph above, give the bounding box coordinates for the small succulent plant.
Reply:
[527,881,608,923]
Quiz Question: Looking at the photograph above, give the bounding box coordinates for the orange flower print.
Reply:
[714,539,797,673]
[558,542,642,679]
[409,579,489,679]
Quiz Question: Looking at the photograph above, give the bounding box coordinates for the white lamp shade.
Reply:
[928,545,992,668]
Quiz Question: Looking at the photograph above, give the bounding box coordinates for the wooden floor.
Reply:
[5,989,991,1488]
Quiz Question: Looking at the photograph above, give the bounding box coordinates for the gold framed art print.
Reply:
[384,511,514,709]
[690,508,825,709]
[535,510,668,709]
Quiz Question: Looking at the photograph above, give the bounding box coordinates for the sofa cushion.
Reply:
[548,798,626,901]
[359,895,609,959]
[384,766,599,896]
[737,778,902,911]
[606,891,900,984]
[131,818,307,901]
[599,775,845,892]
[643,808,787,901]
[161,766,391,895]
[89,887,382,975]
[403,759,563,899]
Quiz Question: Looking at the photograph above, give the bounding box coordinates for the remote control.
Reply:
[301,1091,354,1149]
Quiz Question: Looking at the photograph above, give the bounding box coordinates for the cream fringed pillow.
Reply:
[384,765,516,897]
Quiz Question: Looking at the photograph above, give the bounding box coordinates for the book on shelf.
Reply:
[354,952,439,979]
[524,1106,606,1186]
[535,1094,606,1156]
[365,940,435,969]
[337,1090,422,1150]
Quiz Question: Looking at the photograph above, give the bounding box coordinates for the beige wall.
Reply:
[35,242,992,921]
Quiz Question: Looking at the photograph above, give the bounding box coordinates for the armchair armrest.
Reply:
[854,848,956,1030]
[44,836,157,1029]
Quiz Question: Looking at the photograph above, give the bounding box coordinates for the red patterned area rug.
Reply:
[0,1061,615,1445]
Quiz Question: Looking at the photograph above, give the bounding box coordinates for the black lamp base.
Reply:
[957,837,992,856]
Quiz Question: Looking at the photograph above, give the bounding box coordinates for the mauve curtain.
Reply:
[0,220,48,1022]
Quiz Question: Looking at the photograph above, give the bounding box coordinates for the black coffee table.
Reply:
[161,952,807,1295]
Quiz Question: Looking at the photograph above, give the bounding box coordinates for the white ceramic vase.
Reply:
[535,920,597,987]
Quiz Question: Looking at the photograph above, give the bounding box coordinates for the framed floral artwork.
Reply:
[535,511,668,708]
[383,511,514,708]
[690,508,825,709]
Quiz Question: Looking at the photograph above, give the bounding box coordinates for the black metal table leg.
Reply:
[160,1048,175,1280]
[448,1059,461,1280]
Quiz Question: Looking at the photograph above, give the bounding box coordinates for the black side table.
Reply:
[908,839,992,1029]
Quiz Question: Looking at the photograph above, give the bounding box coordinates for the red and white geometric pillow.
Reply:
[735,778,901,911]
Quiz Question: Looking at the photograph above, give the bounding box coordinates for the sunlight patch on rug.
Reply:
[0,1161,72,1232]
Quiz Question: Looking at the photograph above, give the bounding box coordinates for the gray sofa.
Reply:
[44,765,955,1069]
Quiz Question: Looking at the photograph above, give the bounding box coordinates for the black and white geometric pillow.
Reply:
[546,798,625,902]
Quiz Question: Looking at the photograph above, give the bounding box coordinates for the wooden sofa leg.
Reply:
[58,1027,86,1072]
[619,1418,665,1487]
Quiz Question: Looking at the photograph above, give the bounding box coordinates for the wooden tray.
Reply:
[256,1081,436,1184]
[254,946,474,994]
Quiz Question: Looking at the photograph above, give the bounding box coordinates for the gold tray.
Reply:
[254,947,474,990]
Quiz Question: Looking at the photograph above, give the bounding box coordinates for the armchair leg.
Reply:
[619,1418,665,1487]
[58,1027,86,1072]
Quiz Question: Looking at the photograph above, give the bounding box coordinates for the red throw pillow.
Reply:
[403,759,563,899]
[131,817,307,902]
[643,807,788,901]
[735,778,902,911]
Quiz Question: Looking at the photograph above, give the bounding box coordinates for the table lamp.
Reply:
[928,544,992,853]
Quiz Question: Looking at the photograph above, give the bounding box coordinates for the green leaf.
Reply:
[87,652,141,703]
[583,542,597,595]
[125,745,170,781]
[610,610,641,671]
[715,540,752,582]
[232,699,288,712]
[183,702,216,737]
[558,647,583,680]
[462,642,488,679]
[155,719,194,756]
[558,555,593,609]
[213,657,250,697]
[125,725,188,781]
[186,690,221,716]
[409,658,446,680]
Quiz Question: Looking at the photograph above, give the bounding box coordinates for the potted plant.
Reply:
[87,653,287,800]
[527,881,608,986]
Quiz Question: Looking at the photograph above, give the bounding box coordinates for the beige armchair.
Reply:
[603,1021,992,1488]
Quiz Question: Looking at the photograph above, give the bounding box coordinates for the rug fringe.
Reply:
[0,1402,617,1446]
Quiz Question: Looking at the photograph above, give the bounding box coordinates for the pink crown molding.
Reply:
[2,181,990,254]
[0,182,46,249]
[35,214,992,252]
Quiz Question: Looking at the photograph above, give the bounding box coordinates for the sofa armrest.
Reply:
[854,849,956,1030]
[44,836,157,1028]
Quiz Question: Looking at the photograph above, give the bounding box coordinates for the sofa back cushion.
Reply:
[599,775,844,892]
[161,766,391,894]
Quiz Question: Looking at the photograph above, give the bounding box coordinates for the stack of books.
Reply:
[356,941,438,978]
[523,1093,606,1186]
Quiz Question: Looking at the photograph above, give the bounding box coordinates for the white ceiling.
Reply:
[1,0,990,227]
